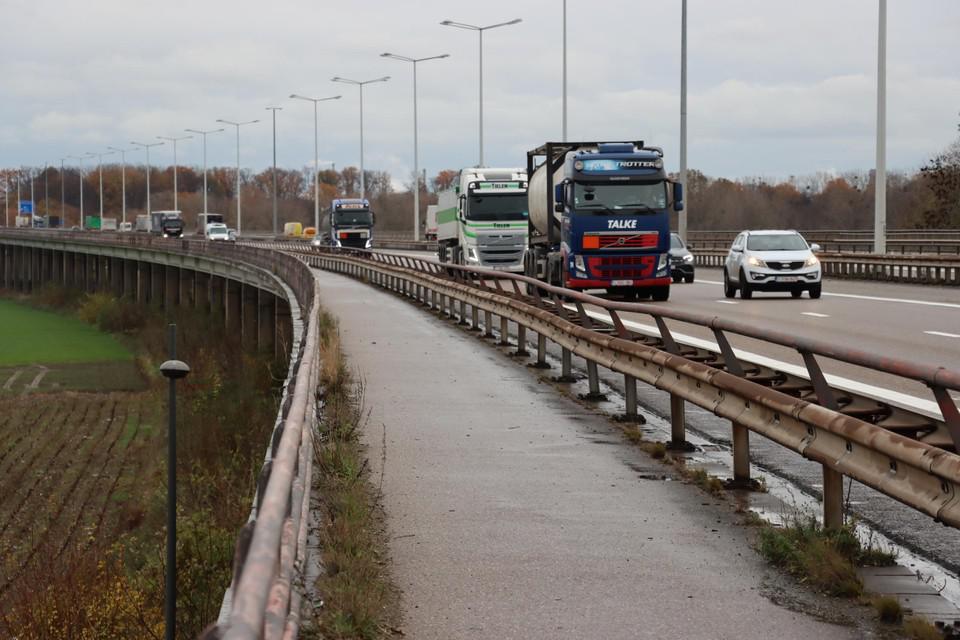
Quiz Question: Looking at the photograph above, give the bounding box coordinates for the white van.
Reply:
[205,223,230,241]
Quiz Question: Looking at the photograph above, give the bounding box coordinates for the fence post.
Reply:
[822,467,844,529]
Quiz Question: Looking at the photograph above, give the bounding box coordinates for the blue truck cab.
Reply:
[526,141,684,301]
[328,198,375,249]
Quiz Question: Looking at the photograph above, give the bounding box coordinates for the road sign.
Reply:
[19,201,33,215]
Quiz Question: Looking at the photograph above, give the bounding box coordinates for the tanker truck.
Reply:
[524,141,684,301]
[436,167,528,271]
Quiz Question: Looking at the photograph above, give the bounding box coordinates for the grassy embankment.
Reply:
[0,287,285,639]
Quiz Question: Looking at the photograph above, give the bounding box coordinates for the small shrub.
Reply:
[902,616,942,640]
[872,596,903,624]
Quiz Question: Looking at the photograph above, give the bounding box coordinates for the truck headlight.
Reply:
[657,253,668,273]
[574,255,586,273]
[747,255,766,268]
[804,255,819,267]
[466,246,478,262]
[365,238,373,249]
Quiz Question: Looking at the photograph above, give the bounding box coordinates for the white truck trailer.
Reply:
[435,168,528,271]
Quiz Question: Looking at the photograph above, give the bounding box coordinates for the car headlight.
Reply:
[682,254,694,263]
[747,255,766,268]
[365,238,373,249]
[574,255,586,272]
[804,255,819,267]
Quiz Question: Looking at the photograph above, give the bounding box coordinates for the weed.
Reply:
[902,616,942,640]
[684,467,725,496]
[639,440,667,459]
[871,596,903,624]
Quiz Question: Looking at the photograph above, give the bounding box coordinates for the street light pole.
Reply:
[381,53,449,242]
[88,151,115,220]
[60,158,66,226]
[290,94,341,230]
[185,128,224,214]
[874,0,887,255]
[265,106,283,236]
[131,141,164,218]
[563,0,567,141]
[440,18,522,166]
[67,155,85,227]
[679,0,688,243]
[158,135,193,211]
[331,76,390,199]
[107,147,135,225]
[43,162,48,220]
[216,119,259,235]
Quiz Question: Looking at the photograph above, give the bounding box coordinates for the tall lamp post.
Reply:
[679,0,688,243]
[874,0,887,254]
[440,17,522,167]
[265,106,283,236]
[158,135,193,211]
[67,155,86,227]
[185,127,224,214]
[331,76,390,199]
[215,119,259,235]
[88,150,115,220]
[107,146,135,225]
[131,140,164,218]
[562,0,567,141]
[381,52,449,241]
[289,94,341,231]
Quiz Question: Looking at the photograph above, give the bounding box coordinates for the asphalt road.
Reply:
[314,268,876,640]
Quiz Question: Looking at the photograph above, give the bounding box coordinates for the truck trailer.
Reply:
[196,213,225,236]
[425,205,438,241]
[525,141,683,301]
[150,210,184,237]
[436,168,528,271]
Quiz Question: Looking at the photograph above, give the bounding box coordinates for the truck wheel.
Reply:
[452,246,463,265]
[651,285,670,302]
[437,242,446,262]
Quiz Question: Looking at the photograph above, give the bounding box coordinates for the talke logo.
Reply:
[607,219,638,230]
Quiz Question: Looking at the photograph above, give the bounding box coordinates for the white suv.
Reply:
[723,230,821,299]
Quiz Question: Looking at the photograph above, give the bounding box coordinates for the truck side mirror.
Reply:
[458,194,466,220]
[371,212,377,225]
[554,184,565,213]
[672,182,684,212]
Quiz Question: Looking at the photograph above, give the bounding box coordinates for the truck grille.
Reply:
[584,232,659,250]
[586,255,657,279]
[340,236,367,248]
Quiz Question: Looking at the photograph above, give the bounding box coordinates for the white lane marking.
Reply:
[696,278,960,310]
[925,331,960,338]
[716,300,738,305]
[801,312,830,318]
[575,306,944,420]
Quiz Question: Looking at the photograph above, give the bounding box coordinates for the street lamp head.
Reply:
[159,359,190,380]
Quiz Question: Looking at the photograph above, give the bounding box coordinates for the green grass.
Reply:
[0,298,132,366]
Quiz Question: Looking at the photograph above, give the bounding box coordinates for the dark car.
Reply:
[669,233,695,283]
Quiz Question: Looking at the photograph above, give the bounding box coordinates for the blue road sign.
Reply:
[19,201,33,215]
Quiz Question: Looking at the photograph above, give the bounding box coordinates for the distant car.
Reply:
[119,221,133,232]
[227,228,237,242]
[205,223,230,241]
[723,230,821,299]
[669,233,695,283]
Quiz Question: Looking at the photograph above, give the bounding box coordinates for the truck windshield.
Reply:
[334,210,373,226]
[466,194,528,221]
[574,182,667,213]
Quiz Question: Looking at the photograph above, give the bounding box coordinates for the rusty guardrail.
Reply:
[687,229,960,255]
[278,243,960,533]
[693,249,960,285]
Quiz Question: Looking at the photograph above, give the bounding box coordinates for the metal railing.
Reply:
[280,243,960,533]
[687,229,960,255]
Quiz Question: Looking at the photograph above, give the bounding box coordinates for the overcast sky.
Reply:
[2,0,959,186]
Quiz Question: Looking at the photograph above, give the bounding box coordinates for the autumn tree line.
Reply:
[2,126,959,233]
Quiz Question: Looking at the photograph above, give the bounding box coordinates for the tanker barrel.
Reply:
[528,162,566,237]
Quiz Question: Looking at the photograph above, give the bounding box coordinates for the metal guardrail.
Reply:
[0,229,319,639]
[694,250,960,285]
[275,243,960,534]
[687,229,960,255]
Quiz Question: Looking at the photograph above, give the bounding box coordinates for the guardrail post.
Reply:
[731,422,750,486]
[499,315,510,346]
[515,324,529,357]
[624,374,638,420]
[584,360,605,400]
[483,310,495,338]
[558,348,575,382]
[669,393,687,449]
[471,304,480,331]
[822,466,844,530]
[458,300,468,325]
[533,333,550,368]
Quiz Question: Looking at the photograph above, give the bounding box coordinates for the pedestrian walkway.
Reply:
[314,269,869,640]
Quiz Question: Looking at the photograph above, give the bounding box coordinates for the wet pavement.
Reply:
[314,268,877,640]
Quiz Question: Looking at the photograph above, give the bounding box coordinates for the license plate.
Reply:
[611,279,634,286]
[778,276,800,283]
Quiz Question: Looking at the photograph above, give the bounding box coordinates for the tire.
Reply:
[437,242,447,262]
[790,289,803,299]
[684,273,695,284]
[672,274,682,284]
[651,285,670,302]
[809,283,822,299]
[723,271,736,299]
[739,270,753,299]
[452,245,463,265]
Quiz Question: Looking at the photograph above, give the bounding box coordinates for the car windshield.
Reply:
[466,194,528,222]
[746,234,808,251]
[574,182,667,213]
[670,234,684,249]
[334,210,373,226]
